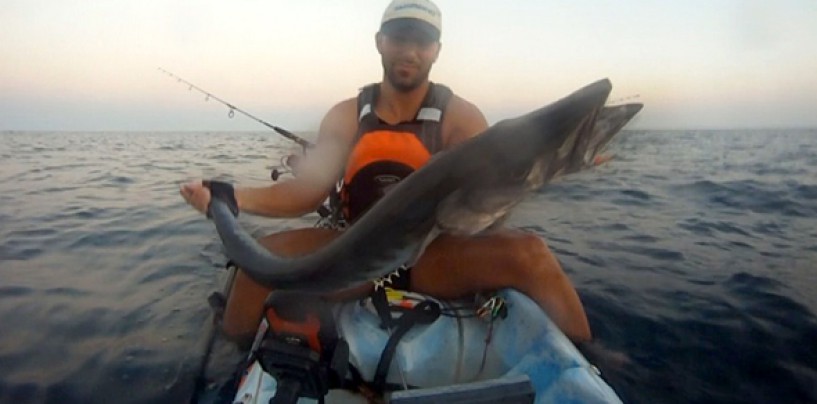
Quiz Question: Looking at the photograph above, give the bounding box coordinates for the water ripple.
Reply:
[1,130,816,403]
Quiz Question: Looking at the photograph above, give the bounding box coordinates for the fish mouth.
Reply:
[207,78,634,292]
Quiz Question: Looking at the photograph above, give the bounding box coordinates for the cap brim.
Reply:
[380,18,440,42]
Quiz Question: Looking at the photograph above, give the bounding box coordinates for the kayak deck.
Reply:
[224,289,620,403]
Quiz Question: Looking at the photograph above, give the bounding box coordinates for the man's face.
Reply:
[377,26,441,93]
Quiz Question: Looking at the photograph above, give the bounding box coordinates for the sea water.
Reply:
[1,130,815,403]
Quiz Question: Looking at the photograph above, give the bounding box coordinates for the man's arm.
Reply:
[180,98,358,218]
[441,95,489,149]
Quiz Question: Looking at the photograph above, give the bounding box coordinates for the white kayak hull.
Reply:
[232,289,621,403]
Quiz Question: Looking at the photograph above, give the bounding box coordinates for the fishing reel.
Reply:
[269,152,333,220]
[268,139,315,179]
[270,153,302,181]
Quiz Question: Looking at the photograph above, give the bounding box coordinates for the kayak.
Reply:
[195,272,622,403]
[194,80,639,403]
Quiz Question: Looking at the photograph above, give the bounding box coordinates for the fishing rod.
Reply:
[158,67,313,150]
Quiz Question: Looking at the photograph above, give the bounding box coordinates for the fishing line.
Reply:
[157,67,313,150]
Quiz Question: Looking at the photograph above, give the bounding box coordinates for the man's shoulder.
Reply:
[318,97,359,143]
[323,97,360,126]
[445,93,482,119]
[330,97,359,115]
[441,92,488,148]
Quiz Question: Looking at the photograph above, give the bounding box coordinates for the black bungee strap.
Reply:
[372,299,441,393]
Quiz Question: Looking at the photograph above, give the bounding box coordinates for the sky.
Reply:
[2,0,816,131]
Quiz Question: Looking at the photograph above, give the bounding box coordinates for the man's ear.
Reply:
[375,32,384,55]
[432,42,442,63]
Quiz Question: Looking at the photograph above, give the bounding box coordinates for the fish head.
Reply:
[479,78,612,187]
[435,79,613,234]
[580,102,644,168]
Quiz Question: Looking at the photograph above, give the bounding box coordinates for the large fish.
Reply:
[208,78,640,292]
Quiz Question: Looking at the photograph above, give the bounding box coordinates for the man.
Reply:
[181,0,591,343]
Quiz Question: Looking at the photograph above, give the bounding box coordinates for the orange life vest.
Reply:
[334,83,453,224]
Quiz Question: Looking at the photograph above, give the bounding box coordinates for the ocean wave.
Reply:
[1,130,816,403]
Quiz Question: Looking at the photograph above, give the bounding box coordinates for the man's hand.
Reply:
[179,180,211,214]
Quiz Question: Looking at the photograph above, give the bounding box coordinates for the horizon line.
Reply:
[3,127,817,135]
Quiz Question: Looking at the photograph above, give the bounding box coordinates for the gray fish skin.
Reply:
[435,98,642,234]
[209,78,629,292]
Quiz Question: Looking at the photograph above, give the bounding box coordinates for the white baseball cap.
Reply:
[380,0,442,41]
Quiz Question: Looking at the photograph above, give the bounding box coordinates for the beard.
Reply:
[383,60,431,93]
